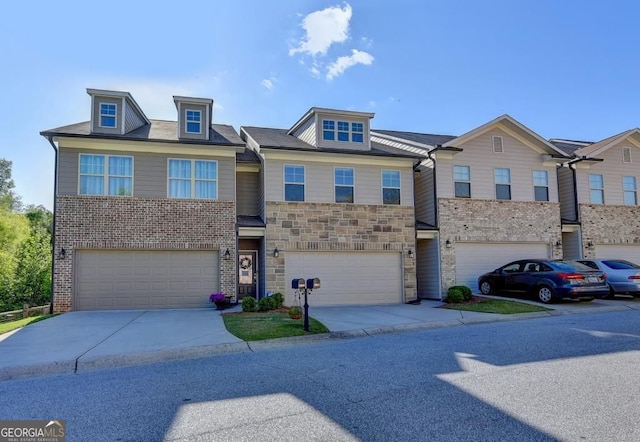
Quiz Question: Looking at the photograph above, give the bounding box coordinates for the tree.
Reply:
[24,204,53,236]
[0,158,22,212]
[12,230,52,307]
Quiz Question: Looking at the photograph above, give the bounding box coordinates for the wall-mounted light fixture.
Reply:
[58,248,66,260]
[445,239,452,248]
[555,240,562,247]
[407,249,414,258]
[224,248,231,260]
[586,241,594,249]
[273,247,279,258]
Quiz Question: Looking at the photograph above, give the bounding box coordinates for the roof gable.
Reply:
[443,114,569,157]
[574,128,640,158]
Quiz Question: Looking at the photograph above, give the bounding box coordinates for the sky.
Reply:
[1,0,639,210]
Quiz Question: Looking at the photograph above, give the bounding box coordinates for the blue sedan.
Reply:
[478,259,609,303]
[576,259,640,298]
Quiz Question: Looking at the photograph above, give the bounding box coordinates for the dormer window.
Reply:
[99,103,117,128]
[351,123,363,142]
[337,121,349,141]
[322,119,365,143]
[322,120,335,140]
[185,110,202,134]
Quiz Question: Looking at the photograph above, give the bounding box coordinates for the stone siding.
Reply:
[265,202,417,302]
[437,198,562,290]
[580,204,640,258]
[54,196,236,312]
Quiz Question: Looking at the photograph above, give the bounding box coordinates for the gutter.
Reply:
[45,136,58,315]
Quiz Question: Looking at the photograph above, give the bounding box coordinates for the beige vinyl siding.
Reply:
[237,171,260,216]
[557,167,577,220]
[292,116,316,146]
[58,148,235,199]
[91,96,122,135]
[415,161,435,224]
[124,99,145,133]
[576,143,640,205]
[265,159,413,206]
[316,113,370,151]
[416,239,440,299]
[437,129,559,202]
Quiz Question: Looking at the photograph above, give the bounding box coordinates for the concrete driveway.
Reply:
[0,297,638,380]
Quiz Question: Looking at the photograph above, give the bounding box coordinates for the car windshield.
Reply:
[555,260,594,272]
[602,260,640,270]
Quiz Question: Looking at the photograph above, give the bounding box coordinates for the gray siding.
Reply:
[237,172,260,216]
[415,161,435,224]
[575,142,640,205]
[416,238,441,299]
[436,129,559,202]
[124,98,145,133]
[557,167,577,220]
[292,116,316,146]
[177,102,208,141]
[258,163,265,219]
[562,231,581,260]
[264,159,414,206]
[58,147,235,200]
[91,96,123,135]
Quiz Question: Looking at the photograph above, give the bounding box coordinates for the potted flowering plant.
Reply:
[209,293,228,310]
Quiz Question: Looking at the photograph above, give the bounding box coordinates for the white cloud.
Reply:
[326,49,374,80]
[261,78,274,90]
[289,3,352,57]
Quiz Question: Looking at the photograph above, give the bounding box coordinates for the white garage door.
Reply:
[455,243,550,291]
[285,252,402,306]
[595,245,640,264]
[76,250,219,311]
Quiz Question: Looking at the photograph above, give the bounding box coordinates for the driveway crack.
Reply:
[73,311,148,373]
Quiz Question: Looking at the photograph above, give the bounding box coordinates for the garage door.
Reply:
[76,250,219,310]
[595,245,640,264]
[285,252,402,306]
[455,243,549,291]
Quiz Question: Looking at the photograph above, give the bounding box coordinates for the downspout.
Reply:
[46,136,58,315]
[426,148,438,226]
[571,164,579,222]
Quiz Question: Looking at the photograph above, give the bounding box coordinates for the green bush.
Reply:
[271,292,284,309]
[241,296,257,312]
[258,296,276,312]
[449,285,473,301]
[446,287,464,303]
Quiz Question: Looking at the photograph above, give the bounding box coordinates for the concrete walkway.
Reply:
[0,297,638,380]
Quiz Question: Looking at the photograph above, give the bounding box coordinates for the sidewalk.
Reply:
[0,297,637,381]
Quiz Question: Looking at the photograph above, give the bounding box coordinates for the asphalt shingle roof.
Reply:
[549,139,594,156]
[373,129,457,147]
[41,119,244,146]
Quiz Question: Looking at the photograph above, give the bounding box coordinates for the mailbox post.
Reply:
[291,277,320,332]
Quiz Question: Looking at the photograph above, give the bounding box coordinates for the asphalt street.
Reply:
[1,310,639,441]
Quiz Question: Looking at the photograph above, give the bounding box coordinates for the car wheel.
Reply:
[601,286,615,299]
[479,280,493,295]
[536,285,555,304]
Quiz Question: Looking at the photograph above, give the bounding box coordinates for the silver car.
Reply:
[576,259,640,298]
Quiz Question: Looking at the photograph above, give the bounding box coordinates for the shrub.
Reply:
[288,306,302,319]
[446,287,464,303]
[241,296,257,312]
[258,296,276,312]
[271,292,284,309]
[449,285,473,301]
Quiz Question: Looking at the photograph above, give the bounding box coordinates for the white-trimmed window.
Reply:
[335,167,354,203]
[453,165,471,198]
[79,154,133,196]
[623,176,637,205]
[533,170,549,201]
[284,165,305,202]
[322,119,365,143]
[185,110,202,134]
[495,168,511,200]
[492,136,503,153]
[99,103,117,128]
[589,174,604,204]
[168,159,217,199]
[382,170,401,205]
[623,147,632,163]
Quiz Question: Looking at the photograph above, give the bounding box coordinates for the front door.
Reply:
[238,251,257,300]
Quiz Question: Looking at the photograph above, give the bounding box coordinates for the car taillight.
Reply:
[628,275,640,280]
[558,273,585,281]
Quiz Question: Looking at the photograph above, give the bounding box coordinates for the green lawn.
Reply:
[443,299,551,314]
[0,314,56,335]
[222,311,329,341]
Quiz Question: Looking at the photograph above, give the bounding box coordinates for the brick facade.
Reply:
[437,198,563,290]
[53,196,236,312]
[579,204,640,258]
[265,201,417,302]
